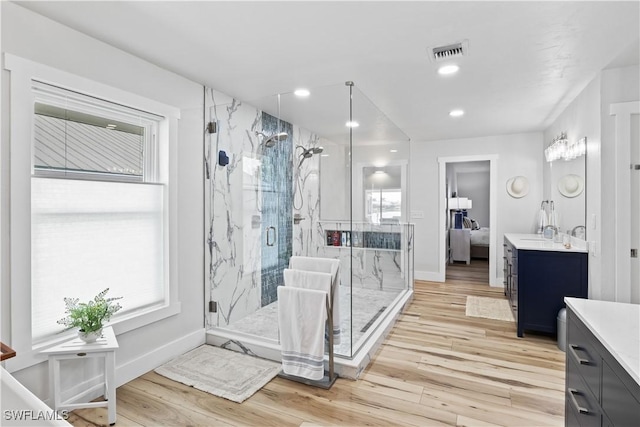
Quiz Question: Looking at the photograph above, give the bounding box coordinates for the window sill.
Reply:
[4,302,181,373]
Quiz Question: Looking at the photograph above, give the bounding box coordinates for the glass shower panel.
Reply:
[207,82,413,363]
[631,114,639,302]
[346,85,412,358]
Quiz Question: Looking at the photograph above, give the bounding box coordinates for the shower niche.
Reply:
[204,82,413,377]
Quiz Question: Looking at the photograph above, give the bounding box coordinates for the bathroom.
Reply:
[1,2,639,425]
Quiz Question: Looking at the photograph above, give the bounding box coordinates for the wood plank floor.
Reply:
[69,276,566,427]
[446,258,490,285]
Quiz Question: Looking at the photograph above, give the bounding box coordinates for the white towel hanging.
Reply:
[277,286,328,381]
[288,256,341,344]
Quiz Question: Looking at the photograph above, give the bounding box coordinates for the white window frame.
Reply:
[4,54,181,373]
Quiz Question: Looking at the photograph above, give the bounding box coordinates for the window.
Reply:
[6,54,181,371]
[29,81,168,343]
[365,189,402,224]
[34,103,146,180]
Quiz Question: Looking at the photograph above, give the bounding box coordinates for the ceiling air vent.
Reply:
[429,40,469,63]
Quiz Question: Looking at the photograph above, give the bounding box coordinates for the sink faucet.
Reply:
[571,225,586,239]
[543,225,558,239]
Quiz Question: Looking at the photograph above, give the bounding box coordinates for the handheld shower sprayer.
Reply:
[297,145,324,167]
[293,145,324,210]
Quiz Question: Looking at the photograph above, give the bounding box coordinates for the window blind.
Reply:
[31,177,165,343]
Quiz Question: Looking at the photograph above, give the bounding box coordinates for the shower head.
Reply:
[256,131,288,147]
[297,145,324,167]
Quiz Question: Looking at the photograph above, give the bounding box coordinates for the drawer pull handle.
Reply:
[76,352,87,357]
[568,388,590,414]
[569,344,590,365]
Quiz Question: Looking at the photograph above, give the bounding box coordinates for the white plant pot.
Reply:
[78,328,103,343]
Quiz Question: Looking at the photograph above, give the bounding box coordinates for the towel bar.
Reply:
[277,281,338,389]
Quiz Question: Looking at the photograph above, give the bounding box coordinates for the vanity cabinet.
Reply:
[565,307,640,427]
[504,236,588,337]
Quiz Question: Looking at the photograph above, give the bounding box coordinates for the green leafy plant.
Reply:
[57,288,123,333]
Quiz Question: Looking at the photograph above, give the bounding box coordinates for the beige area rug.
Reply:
[155,345,281,403]
[465,296,515,322]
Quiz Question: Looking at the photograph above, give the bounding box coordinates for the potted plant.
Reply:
[57,288,123,343]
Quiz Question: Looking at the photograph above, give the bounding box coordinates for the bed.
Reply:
[460,216,489,259]
[469,227,490,259]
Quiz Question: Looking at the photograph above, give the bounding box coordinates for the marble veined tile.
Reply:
[218,286,402,357]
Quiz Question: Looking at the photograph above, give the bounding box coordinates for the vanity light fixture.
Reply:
[294,88,310,97]
[375,170,385,174]
[438,64,459,75]
[545,133,586,162]
[449,109,464,117]
[346,121,360,128]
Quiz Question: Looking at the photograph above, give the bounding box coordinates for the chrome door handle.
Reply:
[266,226,276,247]
[568,388,590,414]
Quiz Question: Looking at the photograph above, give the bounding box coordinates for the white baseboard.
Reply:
[116,328,205,387]
[415,270,445,282]
[492,276,505,288]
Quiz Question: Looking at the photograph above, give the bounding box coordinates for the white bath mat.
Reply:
[155,345,280,403]
[465,296,514,322]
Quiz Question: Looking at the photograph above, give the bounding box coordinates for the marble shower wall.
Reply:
[291,127,325,257]
[205,88,302,327]
[205,88,264,327]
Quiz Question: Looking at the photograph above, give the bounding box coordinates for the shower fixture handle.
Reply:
[266,226,276,247]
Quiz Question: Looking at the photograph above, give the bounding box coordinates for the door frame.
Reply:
[611,101,640,303]
[438,155,499,286]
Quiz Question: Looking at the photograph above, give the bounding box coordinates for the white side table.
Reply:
[449,228,471,264]
[41,326,119,425]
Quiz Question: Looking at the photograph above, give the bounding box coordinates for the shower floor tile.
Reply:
[218,286,402,357]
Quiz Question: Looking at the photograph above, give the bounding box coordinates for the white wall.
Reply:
[457,170,490,228]
[543,75,600,298]
[543,64,640,303]
[1,2,204,399]
[410,133,543,280]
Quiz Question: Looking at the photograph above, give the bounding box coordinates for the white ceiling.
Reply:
[14,1,640,143]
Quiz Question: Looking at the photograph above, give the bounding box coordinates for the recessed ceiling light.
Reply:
[438,64,459,75]
[294,88,310,97]
[390,149,398,153]
[449,109,464,117]
[106,124,117,129]
[346,121,359,128]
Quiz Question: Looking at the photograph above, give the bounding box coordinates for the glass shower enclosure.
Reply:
[204,82,413,366]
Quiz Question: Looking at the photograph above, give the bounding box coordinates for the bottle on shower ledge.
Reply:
[332,230,340,246]
[341,231,347,246]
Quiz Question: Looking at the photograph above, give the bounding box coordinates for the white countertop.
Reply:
[565,297,640,385]
[504,233,588,253]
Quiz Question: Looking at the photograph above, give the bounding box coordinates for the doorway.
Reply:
[438,155,499,286]
[611,101,640,303]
